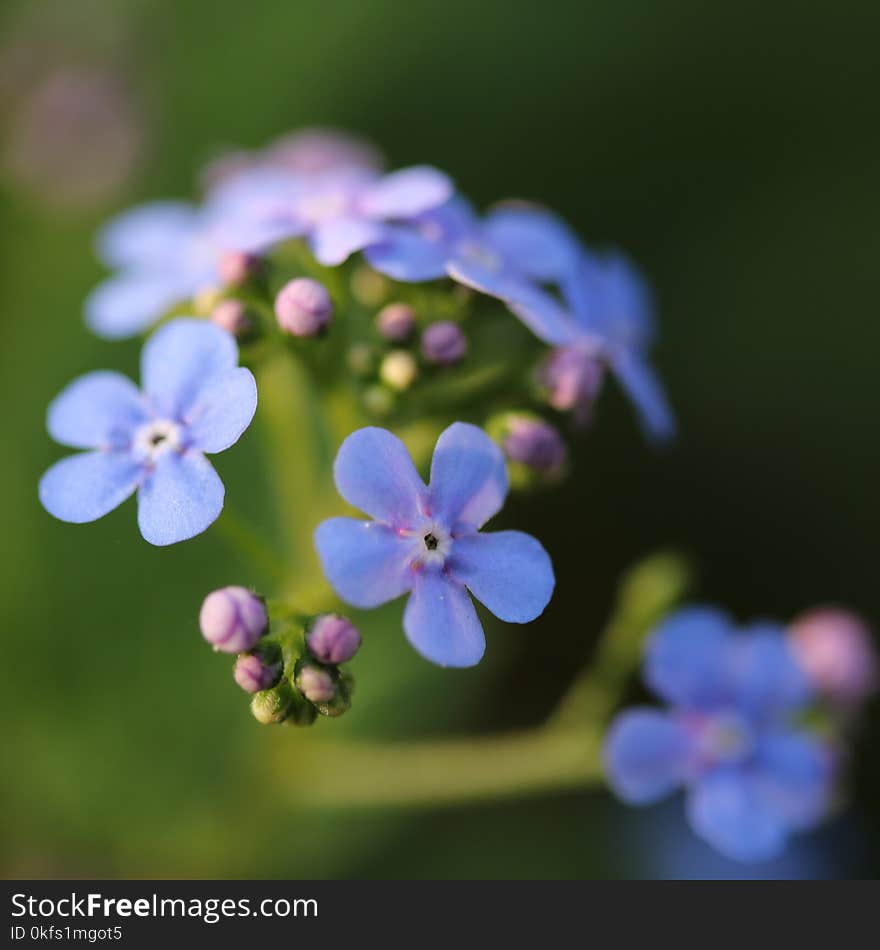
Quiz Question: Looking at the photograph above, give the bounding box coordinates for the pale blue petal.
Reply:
[141,319,239,419]
[446,258,577,345]
[47,371,146,450]
[39,451,142,524]
[314,517,414,608]
[686,766,788,863]
[359,166,453,219]
[484,204,579,282]
[136,451,224,546]
[451,530,554,623]
[604,708,695,804]
[310,216,385,266]
[428,422,508,529]
[645,605,734,710]
[752,730,834,830]
[609,348,676,442]
[85,273,185,339]
[333,427,427,526]
[96,201,198,268]
[726,624,814,719]
[403,568,485,667]
[185,367,258,454]
[364,228,448,281]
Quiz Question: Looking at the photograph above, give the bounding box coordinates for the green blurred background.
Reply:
[1,0,878,878]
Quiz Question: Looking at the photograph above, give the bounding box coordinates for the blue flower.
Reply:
[603,606,835,862]
[39,319,257,545]
[85,201,229,339]
[208,164,454,266]
[365,199,579,345]
[314,424,555,667]
[553,251,676,441]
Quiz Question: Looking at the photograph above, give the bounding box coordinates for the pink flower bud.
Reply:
[199,586,268,653]
[421,321,467,365]
[306,614,361,664]
[376,302,416,341]
[275,278,333,337]
[210,299,252,338]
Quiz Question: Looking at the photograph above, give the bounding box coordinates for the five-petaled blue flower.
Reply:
[603,606,834,862]
[39,319,257,546]
[314,424,555,667]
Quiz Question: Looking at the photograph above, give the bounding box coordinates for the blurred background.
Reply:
[1,0,878,879]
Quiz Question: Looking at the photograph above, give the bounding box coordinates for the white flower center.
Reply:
[297,190,350,223]
[133,419,183,462]
[701,713,754,765]
[409,522,452,568]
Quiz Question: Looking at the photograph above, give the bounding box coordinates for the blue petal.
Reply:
[85,273,185,340]
[609,348,676,443]
[314,517,414,608]
[428,422,508,529]
[39,451,143,524]
[446,258,576,345]
[403,568,485,667]
[136,451,224,546]
[645,605,734,710]
[185,367,258,454]
[752,730,834,830]
[141,319,239,419]
[96,201,198,268]
[364,228,448,281]
[333,427,427,527]
[686,766,788,862]
[47,371,146,450]
[484,204,580,282]
[359,166,453,219]
[727,624,813,719]
[310,216,385,266]
[604,708,695,804]
[451,530,554,623]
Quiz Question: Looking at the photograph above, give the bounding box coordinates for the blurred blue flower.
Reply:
[366,199,579,344]
[208,164,453,266]
[547,251,676,441]
[603,606,835,862]
[39,319,257,545]
[85,201,230,339]
[314,424,555,667]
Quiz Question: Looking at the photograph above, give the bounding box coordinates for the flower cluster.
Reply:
[603,604,876,862]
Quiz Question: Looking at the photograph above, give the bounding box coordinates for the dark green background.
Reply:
[1,0,877,878]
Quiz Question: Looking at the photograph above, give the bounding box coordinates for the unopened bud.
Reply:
[199,586,268,653]
[210,299,253,338]
[347,343,378,377]
[233,643,282,693]
[350,265,389,307]
[297,663,337,704]
[275,278,333,337]
[539,345,604,421]
[219,250,261,287]
[503,416,567,474]
[250,682,297,724]
[376,302,416,342]
[380,350,418,391]
[421,321,467,365]
[306,614,361,664]
[363,385,393,416]
[789,607,878,705]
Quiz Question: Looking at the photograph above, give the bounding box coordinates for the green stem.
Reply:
[264,552,691,810]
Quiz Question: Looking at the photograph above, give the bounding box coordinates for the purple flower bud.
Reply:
[539,345,605,421]
[210,299,252,338]
[233,647,282,693]
[199,586,268,653]
[275,278,333,337]
[297,664,337,704]
[421,321,467,365]
[503,417,567,473]
[306,614,362,664]
[218,250,261,287]
[788,607,878,705]
[376,302,416,341]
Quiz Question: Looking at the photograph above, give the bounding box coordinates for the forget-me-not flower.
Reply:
[39,319,257,545]
[314,423,555,667]
[365,198,578,345]
[85,201,232,339]
[208,163,454,267]
[603,606,835,862]
[549,250,676,441]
